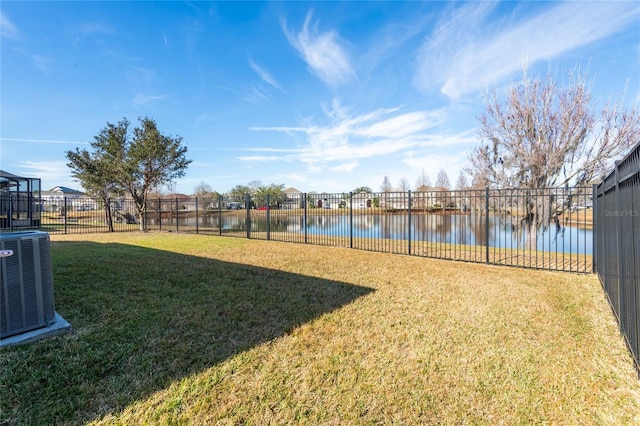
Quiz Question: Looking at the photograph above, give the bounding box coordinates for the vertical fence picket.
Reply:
[63,197,68,235]
[245,194,251,239]
[349,192,353,249]
[266,194,271,241]
[303,194,308,244]
[195,197,199,234]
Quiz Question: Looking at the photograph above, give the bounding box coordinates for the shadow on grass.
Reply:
[0,241,373,425]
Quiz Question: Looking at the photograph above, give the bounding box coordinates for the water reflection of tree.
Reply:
[199,213,219,228]
[352,215,373,231]
[454,214,468,246]
[469,210,493,246]
[410,213,455,243]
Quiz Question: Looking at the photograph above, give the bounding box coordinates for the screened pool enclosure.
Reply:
[0,170,42,230]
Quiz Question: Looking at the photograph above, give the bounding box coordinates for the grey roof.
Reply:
[0,170,36,180]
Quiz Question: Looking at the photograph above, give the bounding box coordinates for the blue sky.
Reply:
[1,1,639,195]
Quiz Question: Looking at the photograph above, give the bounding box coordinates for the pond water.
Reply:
[149,212,592,255]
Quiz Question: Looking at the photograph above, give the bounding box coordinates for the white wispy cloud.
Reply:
[30,54,51,74]
[277,172,308,186]
[283,10,355,87]
[330,161,359,173]
[132,93,167,106]
[417,1,640,99]
[18,160,78,189]
[244,100,461,174]
[248,57,281,89]
[402,149,471,185]
[0,11,20,40]
[125,66,158,86]
[363,11,430,69]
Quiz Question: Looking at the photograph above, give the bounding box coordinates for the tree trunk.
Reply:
[137,209,145,232]
[103,197,114,232]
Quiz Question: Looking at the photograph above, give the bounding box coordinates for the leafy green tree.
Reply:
[228,185,252,202]
[66,117,191,231]
[123,117,191,229]
[352,186,373,193]
[67,119,128,231]
[255,183,286,208]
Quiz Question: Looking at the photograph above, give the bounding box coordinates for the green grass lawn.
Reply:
[1,232,638,425]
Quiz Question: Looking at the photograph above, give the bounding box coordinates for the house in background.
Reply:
[314,193,342,209]
[352,192,373,209]
[147,193,196,212]
[283,187,304,209]
[40,186,88,212]
[0,170,42,228]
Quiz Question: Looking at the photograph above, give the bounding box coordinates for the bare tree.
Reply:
[398,177,410,191]
[193,181,216,210]
[194,181,212,195]
[248,180,262,194]
[468,67,639,189]
[380,175,392,192]
[380,175,393,209]
[467,67,640,247]
[435,169,450,190]
[433,169,451,209]
[455,171,469,190]
[415,169,432,191]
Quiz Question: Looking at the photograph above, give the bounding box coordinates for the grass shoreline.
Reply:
[1,232,637,425]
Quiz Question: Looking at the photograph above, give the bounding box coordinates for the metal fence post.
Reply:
[218,195,223,236]
[304,193,308,244]
[485,188,490,264]
[64,197,68,235]
[408,190,412,255]
[195,197,199,234]
[245,193,251,239]
[8,197,13,232]
[349,192,353,249]
[266,194,271,240]
[175,197,179,232]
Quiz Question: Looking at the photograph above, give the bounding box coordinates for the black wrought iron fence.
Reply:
[2,187,593,273]
[594,141,640,372]
[142,187,593,273]
[0,196,140,234]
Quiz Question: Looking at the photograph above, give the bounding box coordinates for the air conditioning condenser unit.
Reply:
[1,231,56,339]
